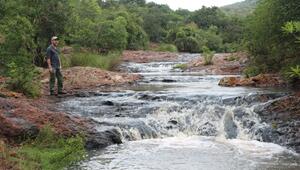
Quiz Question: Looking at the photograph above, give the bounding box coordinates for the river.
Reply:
[61,54,300,170]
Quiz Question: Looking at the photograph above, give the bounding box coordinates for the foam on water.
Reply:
[73,136,300,170]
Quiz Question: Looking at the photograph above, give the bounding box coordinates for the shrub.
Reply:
[202,46,215,65]
[17,126,86,170]
[70,52,121,70]
[284,65,300,82]
[243,66,261,78]
[6,61,41,98]
[153,43,178,52]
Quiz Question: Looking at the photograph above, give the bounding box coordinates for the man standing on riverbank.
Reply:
[46,36,66,95]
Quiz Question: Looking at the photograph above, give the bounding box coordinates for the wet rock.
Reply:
[75,91,91,97]
[168,119,178,125]
[85,129,122,149]
[136,93,161,101]
[162,79,177,83]
[102,101,114,106]
[254,95,300,152]
[233,107,248,119]
[197,122,217,136]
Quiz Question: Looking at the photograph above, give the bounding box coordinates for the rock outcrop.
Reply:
[218,74,285,87]
[187,52,248,75]
[0,97,122,149]
[254,96,300,152]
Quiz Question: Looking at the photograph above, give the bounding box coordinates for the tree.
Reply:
[67,0,101,48]
[188,7,227,29]
[96,17,128,51]
[247,0,300,72]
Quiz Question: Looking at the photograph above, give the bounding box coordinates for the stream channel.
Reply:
[62,54,300,170]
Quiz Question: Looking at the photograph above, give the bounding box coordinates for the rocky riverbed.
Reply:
[1,51,300,170]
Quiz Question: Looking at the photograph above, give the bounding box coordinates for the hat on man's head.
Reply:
[51,36,59,41]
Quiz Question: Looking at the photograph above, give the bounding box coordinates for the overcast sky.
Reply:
[146,0,245,11]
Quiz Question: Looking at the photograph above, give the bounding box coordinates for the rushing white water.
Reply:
[75,136,299,170]
[64,55,300,170]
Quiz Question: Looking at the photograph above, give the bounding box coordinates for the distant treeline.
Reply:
[0,0,244,65]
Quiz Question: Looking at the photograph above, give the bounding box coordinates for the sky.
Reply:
[146,0,245,11]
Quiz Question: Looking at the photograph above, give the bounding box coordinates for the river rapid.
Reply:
[61,54,300,170]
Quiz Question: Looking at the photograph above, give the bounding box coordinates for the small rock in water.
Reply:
[162,79,177,83]
[102,101,114,106]
[197,122,217,136]
[75,92,90,97]
[168,119,178,125]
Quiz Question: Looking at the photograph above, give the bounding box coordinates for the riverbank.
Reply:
[0,65,140,169]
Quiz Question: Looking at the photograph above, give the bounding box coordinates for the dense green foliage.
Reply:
[246,0,300,73]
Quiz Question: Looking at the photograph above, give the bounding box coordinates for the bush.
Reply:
[246,0,300,72]
[6,61,41,98]
[70,52,121,70]
[202,46,215,65]
[243,66,261,78]
[17,126,86,170]
[153,43,178,52]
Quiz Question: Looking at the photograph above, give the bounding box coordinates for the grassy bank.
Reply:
[1,126,86,170]
[62,51,121,71]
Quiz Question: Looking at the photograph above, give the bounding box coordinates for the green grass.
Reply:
[15,126,86,170]
[70,52,121,71]
[151,43,178,52]
[173,63,188,70]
